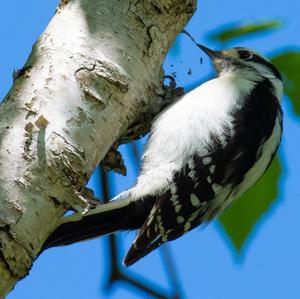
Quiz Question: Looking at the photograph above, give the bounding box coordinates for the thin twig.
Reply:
[181,29,203,50]
[100,166,172,299]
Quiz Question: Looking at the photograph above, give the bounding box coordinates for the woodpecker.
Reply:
[43,46,283,266]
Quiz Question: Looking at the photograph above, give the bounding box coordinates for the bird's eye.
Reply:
[239,51,253,60]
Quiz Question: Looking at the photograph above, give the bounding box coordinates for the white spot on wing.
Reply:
[190,193,200,207]
[189,169,197,181]
[162,235,168,242]
[170,185,177,195]
[202,157,212,165]
[199,148,208,156]
[188,159,195,170]
[184,222,191,231]
[175,204,182,213]
[212,183,222,193]
[177,216,184,224]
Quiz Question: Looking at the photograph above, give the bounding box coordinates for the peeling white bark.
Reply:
[0,0,196,296]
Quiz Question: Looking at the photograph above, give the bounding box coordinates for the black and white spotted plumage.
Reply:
[43,46,283,267]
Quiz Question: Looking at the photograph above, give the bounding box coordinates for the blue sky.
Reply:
[1,1,300,298]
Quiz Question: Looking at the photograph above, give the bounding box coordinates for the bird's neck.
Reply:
[218,68,283,102]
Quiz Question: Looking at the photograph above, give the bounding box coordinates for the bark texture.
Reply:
[0,0,196,296]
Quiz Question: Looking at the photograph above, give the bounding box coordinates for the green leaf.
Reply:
[272,52,300,116]
[209,20,282,43]
[218,157,281,253]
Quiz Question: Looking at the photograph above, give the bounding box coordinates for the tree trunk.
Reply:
[0,0,196,296]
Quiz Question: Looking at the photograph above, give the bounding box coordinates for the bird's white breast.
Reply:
[132,75,257,198]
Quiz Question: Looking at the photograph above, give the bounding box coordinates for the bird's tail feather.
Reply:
[42,195,152,252]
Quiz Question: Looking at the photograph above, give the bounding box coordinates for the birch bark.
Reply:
[0,0,196,296]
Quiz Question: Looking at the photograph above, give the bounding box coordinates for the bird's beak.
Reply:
[198,45,227,74]
[198,45,222,59]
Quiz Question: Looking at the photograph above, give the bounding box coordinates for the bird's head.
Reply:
[199,45,282,82]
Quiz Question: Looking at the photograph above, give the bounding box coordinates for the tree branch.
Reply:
[0,0,196,296]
